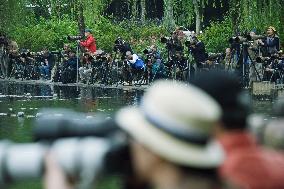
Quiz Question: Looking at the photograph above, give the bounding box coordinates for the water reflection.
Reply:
[0,82,143,142]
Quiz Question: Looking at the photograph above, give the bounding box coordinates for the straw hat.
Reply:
[115,80,224,168]
[268,26,277,33]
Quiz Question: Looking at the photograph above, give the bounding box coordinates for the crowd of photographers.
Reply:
[0,26,284,86]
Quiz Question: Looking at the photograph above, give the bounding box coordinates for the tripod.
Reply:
[228,43,261,87]
[76,42,80,86]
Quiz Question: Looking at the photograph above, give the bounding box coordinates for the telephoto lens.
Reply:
[0,140,48,186]
[33,109,119,141]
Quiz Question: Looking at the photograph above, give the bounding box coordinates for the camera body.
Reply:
[229,36,248,44]
[246,34,265,41]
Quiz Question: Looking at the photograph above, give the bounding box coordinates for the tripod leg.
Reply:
[248,53,262,82]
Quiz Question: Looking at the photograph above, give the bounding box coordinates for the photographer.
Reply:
[61,50,78,84]
[144,45,165,81]
[0,33,9,78]
[3,37,19,78]
[189,36,207,71]
[169,51,188,81]
[248,29,264,84]
[114,37,133,59]
[79,29,97,54]
[16,49,37,80]
[39,48,54,80]
[126,51,145,84]
[262,54,283,83]
[163,28,184,61]
[61,44,72,62]
[259,26,280,57]
[52,44,72,82]
[79,52,94,84]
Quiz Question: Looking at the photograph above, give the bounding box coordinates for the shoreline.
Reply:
[0,78,148,91]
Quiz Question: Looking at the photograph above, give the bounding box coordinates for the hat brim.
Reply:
[116,107,224,169]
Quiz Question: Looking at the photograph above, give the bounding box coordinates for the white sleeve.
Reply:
[129,54,138,64]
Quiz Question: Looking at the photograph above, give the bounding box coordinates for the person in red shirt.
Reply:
[79,29,96,53]
[191,71,284,189]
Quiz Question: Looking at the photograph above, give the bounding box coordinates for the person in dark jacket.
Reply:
[61,50,78,83]
[259,26,280,56]
[192,71,284,189]
[189,36,207,69]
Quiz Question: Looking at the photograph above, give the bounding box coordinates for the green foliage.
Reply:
[93,18,167,52]
[2,0,284,52]
[199,17,233,53]
[8,15,167,53]
[10,17,78,51]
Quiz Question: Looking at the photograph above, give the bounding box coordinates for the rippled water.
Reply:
[0,82,144,142]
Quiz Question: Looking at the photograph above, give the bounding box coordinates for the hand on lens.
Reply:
[44,152,74,189]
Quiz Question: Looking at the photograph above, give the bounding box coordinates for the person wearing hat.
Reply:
[79,29,97,54]
[258,26,280,56]
[191,71,284,189]
[44,80,229,189]
[115,80,226,189]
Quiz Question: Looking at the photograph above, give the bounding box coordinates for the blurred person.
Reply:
[44,80,230,189]
[79,29,97,54]
[191,71,284,189]
[264,119,284,150]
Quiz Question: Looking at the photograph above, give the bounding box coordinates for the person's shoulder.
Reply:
[221,149,284,189]
[223,147,284,176]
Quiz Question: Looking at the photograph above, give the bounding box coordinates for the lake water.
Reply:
[0,82,277,189]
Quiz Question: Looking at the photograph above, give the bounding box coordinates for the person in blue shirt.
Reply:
[126,51,146,84]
